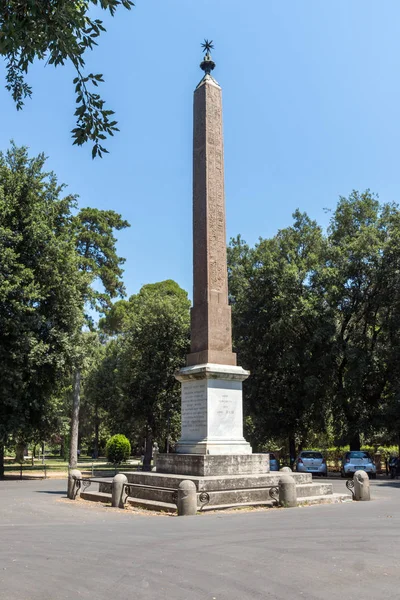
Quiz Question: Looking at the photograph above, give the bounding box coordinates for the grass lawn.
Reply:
[2,455,142,478]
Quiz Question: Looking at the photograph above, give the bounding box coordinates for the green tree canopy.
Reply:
[0,143,130,475]
[0,0,134,157]
[228,211,332,456]
[229,192,400,454]
[75,207,130,317]
[318,191,400,448]
[99,280,190,469]
[0,144,85,473]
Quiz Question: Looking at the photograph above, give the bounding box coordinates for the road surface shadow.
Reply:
[35,490,66,495]
[372,481,400,489]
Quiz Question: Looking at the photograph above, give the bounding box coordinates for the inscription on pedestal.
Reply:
[181,380,207,440]
[208,380,243,439]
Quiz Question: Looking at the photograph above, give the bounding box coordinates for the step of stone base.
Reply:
[201,500,275,511]
[79,490,351,511]
[101,479,331,507]
[121,471,313,491]
[128,494,352,513]
[295,482,334,497]
[81,491,111,503]
[127,498,176,513]
[297,493,352,505]
[92,483,339,507]
[197,493,352,511]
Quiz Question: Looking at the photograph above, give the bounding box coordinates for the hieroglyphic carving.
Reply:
[205,82,227,296]
[190,75,233,360]
[193,84,207,306]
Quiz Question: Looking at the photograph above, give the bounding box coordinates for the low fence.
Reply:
[3,451,395,479]
[2,464,50,479]
[1,462,142,480]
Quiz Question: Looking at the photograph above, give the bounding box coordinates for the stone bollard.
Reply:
[67,469,82,500]
[112,473,128,509]
[353,470,371,501]
[279,466,292,473]
[279,474,297,507]
[177,480,197,516]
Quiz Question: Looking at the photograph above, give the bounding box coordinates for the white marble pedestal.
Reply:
[175,363,252,455]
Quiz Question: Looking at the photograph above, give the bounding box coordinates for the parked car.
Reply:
[341,451,377,479]
[269,452,280,471]
[389,456,400,479]
[295,451,328,477]
[260,452,280,471]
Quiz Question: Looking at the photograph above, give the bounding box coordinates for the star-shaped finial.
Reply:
[199,39,216,75]
[201,39,214,54]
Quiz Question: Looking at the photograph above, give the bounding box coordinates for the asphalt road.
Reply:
[1,476,399,600]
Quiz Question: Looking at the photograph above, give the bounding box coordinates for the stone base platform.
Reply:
[83,470,351,511]
[78,455,351,512]
[156,453,270,476]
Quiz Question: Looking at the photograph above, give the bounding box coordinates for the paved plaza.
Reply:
[0,477,399,600]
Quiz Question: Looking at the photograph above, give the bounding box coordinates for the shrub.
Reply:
[105,435,131,465]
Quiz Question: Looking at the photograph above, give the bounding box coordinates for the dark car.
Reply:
[389,456,400,479]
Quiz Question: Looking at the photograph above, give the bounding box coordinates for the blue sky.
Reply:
[1,0,400,302]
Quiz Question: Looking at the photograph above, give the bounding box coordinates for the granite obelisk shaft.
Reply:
[175,48,251,455]
[186,73,236,367]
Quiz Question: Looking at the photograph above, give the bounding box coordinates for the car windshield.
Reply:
[301,452,323,459]
[348,451,371,459]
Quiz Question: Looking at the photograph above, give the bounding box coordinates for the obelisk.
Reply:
[186,44,236,368]
[175,42,252,455]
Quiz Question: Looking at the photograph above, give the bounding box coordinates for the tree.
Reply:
[68,330,105,467]
[377,206,400,448]
[228,211,334,457]
[100,280,191,470]
[319,191,400,449]
[229,191,400,454]
[0,143,130,475]
[83,338,121,457]
[0,0,134,157]
[68,207,130,468]
[75,207,129,314]
[0,143,85,476]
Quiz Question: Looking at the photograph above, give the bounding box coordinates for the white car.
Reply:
[295,451,328,477]
[341,451,377,479]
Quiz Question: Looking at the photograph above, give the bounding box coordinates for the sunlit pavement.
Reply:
[1,477,399,600]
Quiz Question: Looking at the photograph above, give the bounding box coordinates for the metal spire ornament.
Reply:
[200,39,216,74]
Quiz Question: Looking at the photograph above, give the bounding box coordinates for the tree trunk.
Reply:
[142,428,153,472]
[166,412,170,454]
[69,369,81,468]
[93,403,99,459]
[0,438,4,478]
[349,431,361,451]
[165,399,171,453]
[289,435,296,468]
[15,442,25,463]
